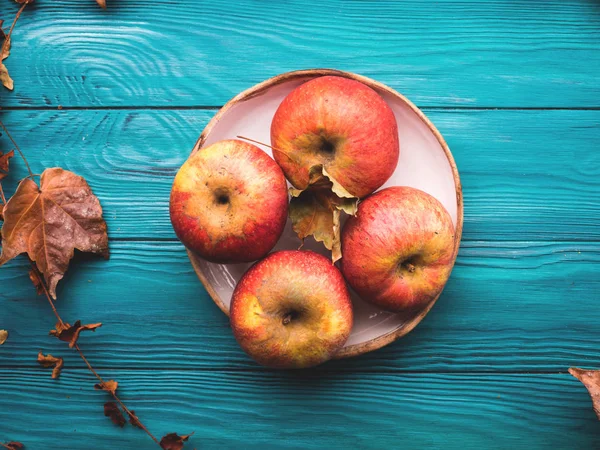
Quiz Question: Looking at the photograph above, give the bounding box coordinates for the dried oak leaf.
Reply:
[28,268,45,295]
[0,149,14,181]
[96,0,107,9]
[50,320,102,348]
[160,432,194,450]
[37,351,64,379]
[94,380,118,395]
[104,402,126,427]
[4,443,24,450]
[569,367,600,420]
[289,165,358,262]
[128,410,143,429]
[0,168,109,299]
[0,329,7,344]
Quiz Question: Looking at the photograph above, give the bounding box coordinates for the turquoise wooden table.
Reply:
[1,1,600,448]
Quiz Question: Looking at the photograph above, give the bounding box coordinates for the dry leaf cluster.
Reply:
[288,165,358,262]
[570,368,600,420]
[2,0,108,91]
[0,330,8,345]
[1,129,191,448]
[1,442,24,450]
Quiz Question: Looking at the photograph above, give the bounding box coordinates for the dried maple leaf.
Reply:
[37,351,64,379]
[4,443,24,450]
[94,380,118,395]
[569,367,600,420]
[0,168,109,298]
[104,402,126,427]
[289,165,358,262]
[160,432,194,450]
[28,268,45,295]
[128,410,143,429]
[0,150,14,181]
[50,320,102,348]
[96,0,107,9]
[0,329,7,344]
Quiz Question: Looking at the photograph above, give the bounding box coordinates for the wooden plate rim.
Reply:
[187,68,464,359]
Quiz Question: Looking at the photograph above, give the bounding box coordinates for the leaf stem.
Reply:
[29,262,162,448]
[0,121,34,179]
[1,443,14,449]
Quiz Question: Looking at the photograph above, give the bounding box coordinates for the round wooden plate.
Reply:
[187,69,463,359]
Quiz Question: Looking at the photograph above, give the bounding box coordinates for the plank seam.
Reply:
[0,367,576,374]
[3,106,600,111]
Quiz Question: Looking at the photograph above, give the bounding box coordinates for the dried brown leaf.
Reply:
[289,165,358,262]
[0,168,109,298]
[0,150,14,181]
[1,62,13,90]
[96,0,107,9]
[4,443,24,450]
[1,37,9,61]
[50,320,102,348]
[128,410,143,429]
[160,432,194,450]
[28,268,45,295]
[0,20,5,40]
[94,380,118,395]
[0,329,7,345]
[37,351,64,379]
[569,367,600,420]
[104,402,126,427]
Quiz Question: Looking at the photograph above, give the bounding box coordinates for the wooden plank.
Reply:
[1,369,599,449]
[1,240,598,371]
[1,109,599,241]
[1,0,599,108]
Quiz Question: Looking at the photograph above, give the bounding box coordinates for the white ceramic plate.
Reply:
[187,69,463,358]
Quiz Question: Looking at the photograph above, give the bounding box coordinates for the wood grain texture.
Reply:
[1,108,599,241]
[0,0,599,108]
[1,0,600,447]
[1,369,600,449]
[1,240,598,371]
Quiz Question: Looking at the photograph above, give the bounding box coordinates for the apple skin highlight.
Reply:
[271,75,399,198]
[170,139,289,264]
[341,186,455,313]
[230,250,353,369]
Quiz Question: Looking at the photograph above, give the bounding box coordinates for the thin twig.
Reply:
[5,2,29,43]
[0,121,33,179]
[29,262,161,447]
[30,261,62,325]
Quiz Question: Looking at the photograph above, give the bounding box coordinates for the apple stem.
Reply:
[282,314,292,325]
[236,135,298,166]
[236,136,277,151]
[406,263,416,273]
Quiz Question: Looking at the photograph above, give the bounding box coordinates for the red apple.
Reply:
[271,75,399,198]
[341,186,455,312]
[170,139,288,264]
[230,250,353,368]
